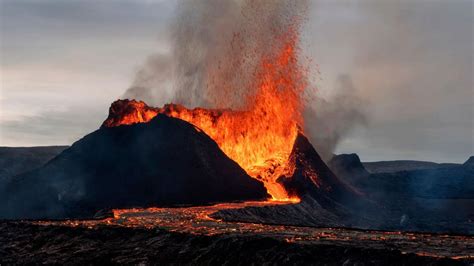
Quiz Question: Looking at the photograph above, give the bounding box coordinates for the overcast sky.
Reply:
[0,0,472,163]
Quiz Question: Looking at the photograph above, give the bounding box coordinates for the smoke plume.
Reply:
[125,0,308,108]
[124,0,367,161]
[304,75,369,161]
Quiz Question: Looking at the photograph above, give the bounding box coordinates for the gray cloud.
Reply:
[306,0,473,163]
[0,105,106,146]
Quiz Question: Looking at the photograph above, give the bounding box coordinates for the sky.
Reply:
[0,0,472,163]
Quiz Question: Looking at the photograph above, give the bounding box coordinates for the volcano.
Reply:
[102,99,301,201]
[0,99,366,220]
[101,100,367,217]
[102,99,363,203]
[0,13,366,220]
[0,114,268,219]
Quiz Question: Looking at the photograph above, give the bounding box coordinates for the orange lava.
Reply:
[36,203,474,260]
[103,28,306,201]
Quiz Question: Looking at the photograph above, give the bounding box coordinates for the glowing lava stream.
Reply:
[103,29,306,202]
[36,202,474,260]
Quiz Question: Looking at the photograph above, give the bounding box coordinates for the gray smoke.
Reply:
[124,0,308,110]
[304,75,369,161]
[124,0,367,160]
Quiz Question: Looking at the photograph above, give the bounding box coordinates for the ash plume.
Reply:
[124,0,308,110]
[124,0,368,160]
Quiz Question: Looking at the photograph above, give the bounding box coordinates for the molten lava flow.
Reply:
[37,204,474,260]
[103,29,305,201]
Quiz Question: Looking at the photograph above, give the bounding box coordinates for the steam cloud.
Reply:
[123,0,367,161]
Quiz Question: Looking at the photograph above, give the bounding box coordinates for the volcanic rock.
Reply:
[328,153,369,186]
[279,134,365,211]
[0,115,268,219]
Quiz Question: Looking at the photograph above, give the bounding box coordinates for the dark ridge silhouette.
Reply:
[0,146,68,182]
[463,156,474,169]
[0,115,268,219]
[363,160,460,174]
[328,153,369,185]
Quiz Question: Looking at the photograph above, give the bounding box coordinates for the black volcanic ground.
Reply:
[2,221,469,265]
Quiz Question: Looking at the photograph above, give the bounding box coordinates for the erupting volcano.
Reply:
[1,0,472,264]
[103,28,306,201]
[2,4,358,220]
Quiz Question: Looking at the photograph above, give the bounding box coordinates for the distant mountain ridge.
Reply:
[0,146,68,182]
[327,153,369,186]
[463,156,474,169]
[329,154,473,199]
[363,160,460,174]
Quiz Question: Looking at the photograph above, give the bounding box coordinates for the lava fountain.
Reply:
[103,26,307,201]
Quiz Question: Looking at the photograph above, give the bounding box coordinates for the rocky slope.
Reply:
[213,135,379,229]
[0,115,267,219]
